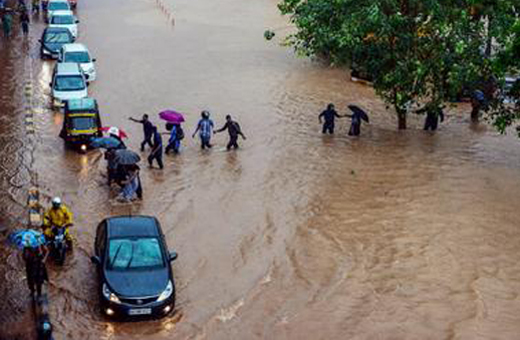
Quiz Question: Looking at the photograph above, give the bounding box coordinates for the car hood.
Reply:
[105,268,170,298]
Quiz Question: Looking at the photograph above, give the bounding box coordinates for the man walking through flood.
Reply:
[129,114,154,151]
[148,126,164,169]
[2,11,13,38]
[214,115,246,150]
[192,110,214,150]
[20,9,29,35]
[319,103,344,134]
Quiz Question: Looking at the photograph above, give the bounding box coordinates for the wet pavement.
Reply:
[1,0,520,339]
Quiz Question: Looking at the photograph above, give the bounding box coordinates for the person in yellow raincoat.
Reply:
[43,197,74,246]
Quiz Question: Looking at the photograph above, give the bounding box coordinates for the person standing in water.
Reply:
[129,114,154,151]
[2,11,13,38]
[214,115,247,150]
[319,103,344,134]
[148,126,164,169]
[23,241,48,297]
[192,110,214,150]
[20,10,29,35]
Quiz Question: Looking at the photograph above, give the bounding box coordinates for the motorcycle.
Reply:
[48,225,71,265]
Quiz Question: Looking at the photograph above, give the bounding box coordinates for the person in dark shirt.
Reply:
[148,126,163,169]
[129,114,154,151]
[214,115,246,150]
[319,103,345,134]
[20,10,29,35]
[23,244,48,297]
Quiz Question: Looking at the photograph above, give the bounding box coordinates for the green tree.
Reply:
[278,0,520,132]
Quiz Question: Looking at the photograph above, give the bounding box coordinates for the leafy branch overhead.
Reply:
[277,0,520,133]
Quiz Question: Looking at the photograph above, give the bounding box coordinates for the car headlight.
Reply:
[102,283,121,304]
[156,281,173,302]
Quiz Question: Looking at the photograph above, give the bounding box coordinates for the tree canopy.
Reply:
[278,0,520,133]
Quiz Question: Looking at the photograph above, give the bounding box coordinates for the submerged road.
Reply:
[1,0,520,339]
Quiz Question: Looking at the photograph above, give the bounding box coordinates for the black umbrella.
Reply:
[348,105,369,123]
[114,149,140,165]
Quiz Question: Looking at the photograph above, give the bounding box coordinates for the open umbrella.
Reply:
[90,137,123,149]
[101,126,128,139]
[114,149,140,165]
[9,229,46,249]
[348,105,369,123]
[159,110,185,124]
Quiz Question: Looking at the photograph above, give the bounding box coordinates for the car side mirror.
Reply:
[76,20,79,23]
[169,252,178,262]
[90,256,101,265]
[92,58,97,62]
[49,82,52,87]
[38,39,42,43]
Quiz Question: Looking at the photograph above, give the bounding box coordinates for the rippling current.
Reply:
[1,0,520,339]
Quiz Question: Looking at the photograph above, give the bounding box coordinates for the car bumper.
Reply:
[101,295,175,319]
[41,48,59,59]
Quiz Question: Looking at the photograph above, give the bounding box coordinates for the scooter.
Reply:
[48,226,70,265]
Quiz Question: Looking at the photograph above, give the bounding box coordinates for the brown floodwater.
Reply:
[1,0,520,339]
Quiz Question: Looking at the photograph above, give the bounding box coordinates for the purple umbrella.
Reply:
[159,110,185,124]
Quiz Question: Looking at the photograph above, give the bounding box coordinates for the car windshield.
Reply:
[108,238,164,270]
[44,32,71,43]
[48,2,69,10]
[55,75,85,91]
[69,116,96,130]
[64,52,90,63]
[51,15,74,24]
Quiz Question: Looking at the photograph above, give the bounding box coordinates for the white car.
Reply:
[49,10,78,38]
[51,62,88,108]
[46,0,71,23]
[59,44,97,82]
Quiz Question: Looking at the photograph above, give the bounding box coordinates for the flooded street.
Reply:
[1,0,520,338]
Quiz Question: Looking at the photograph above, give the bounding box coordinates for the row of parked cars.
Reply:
[39,0,100,152]
[37,2,179,320]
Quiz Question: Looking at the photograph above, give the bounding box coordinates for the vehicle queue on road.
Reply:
[35,0,180,321]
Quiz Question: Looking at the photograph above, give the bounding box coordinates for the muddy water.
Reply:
[1,0,520,338]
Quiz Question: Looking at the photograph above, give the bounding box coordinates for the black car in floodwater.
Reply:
[40,27,75,59]
[91,216,178,319]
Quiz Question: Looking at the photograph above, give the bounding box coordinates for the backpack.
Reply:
[177,126,185,140]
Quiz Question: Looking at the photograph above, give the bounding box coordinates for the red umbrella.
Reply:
[159,110,185,124]
[101,126,128,139]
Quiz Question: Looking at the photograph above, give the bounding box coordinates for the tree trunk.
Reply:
[397,110,407,130]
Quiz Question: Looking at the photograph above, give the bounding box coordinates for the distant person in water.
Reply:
[214,115,246,150]
[319,103,344,134]
[20,10,29,35]
[192,111,214,150]
[417,103,445,131]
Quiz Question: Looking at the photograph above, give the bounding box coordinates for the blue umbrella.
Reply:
[9,229,46,249]
[90,137,122,149]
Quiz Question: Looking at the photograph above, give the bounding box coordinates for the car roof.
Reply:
[50,10,74,16]
[49,0,69,3]
[62,43,89,53]
[67,98,97,111]
[106,216,161,238]
[55,62,82,74]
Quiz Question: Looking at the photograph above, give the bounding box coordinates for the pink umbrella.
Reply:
[101,126,128,139]
[159,110,185,124]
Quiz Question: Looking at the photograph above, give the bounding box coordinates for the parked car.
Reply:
[50,62,88,108]
[91,216,178,319]
[59,44,96,82]
[40,27,75,59]
[48,10,78,38]
[46,0,70,23]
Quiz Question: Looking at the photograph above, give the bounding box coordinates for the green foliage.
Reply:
[278,0,520,132]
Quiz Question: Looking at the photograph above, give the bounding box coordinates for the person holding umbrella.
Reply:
[9,230,49,297]
[214,115,246,150]
[192,110,214,150]
[148,126,164,169]
[347,105,369,136]
[159,110,185,154]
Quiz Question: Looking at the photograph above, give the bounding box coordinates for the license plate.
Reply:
[128,308,152,316]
